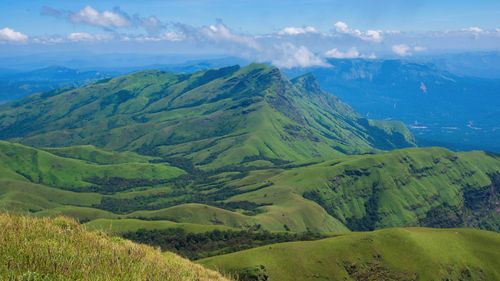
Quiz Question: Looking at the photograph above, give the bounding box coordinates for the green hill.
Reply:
[1,140,498,234]
[0,140,183,192]
[0,213,229,281]
[200,227,500,281]
[0,64,414,169]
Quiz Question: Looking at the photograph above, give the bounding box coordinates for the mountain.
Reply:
[0,66,113,103]
[286,59,500,152]
[201,227,500,281]
[0,214,228,281]
[0,64,414,169]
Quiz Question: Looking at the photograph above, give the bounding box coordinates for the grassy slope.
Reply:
[201,227,500,281]
[0,64,414,169]
[0,214,229,281]
[229,147,500,231]
[0,141,183,191]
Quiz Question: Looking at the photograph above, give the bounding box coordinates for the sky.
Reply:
[0,0,499,68]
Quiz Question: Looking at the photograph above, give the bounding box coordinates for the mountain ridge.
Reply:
[0,63,415,169]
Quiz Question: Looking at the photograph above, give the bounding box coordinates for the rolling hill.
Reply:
[0,213,229,281]
[201,227,500,281]
[0,140,498,234]
[0,64,414,169]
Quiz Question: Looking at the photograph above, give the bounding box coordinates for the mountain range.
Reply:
[0,63,499,281]
[0,64,414,169]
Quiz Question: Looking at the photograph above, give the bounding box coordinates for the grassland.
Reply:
[0,213,229,281]
[201,227,500,281]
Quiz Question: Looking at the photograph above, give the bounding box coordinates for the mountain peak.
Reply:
[291,73,322,95]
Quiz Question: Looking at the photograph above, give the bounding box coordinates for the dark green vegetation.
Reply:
[123,228,323,260]
[201,227,500,281]
[0,64,414,170]
[0,64,499,280]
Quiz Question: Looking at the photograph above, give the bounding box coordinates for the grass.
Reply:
[200,227,500,281]
[0,213,230,281]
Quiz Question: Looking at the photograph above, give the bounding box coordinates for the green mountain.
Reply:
[201,227,500,281]
[0,64,414,169]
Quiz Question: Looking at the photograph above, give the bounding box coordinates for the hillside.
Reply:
[0,141,498,234]
[0,64,414,169]
[0,140,184,192]
[0,213,229,281]
[201,227,500,281]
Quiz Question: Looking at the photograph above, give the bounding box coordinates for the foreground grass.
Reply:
[0,213,230,281]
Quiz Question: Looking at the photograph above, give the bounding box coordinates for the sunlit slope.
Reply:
[0,141,183,191]
[201,227,500,281]
[0,214,229,281]
[0,64,414,169]
[232,147,500,231]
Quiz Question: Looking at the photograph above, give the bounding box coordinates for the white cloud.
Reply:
[68,32,112,42]
[334,21,350,33]
[32,35,64,44]
[364,30,383,43]
[271,43,329,68]
[462,27,484,34]
[333,21,383,43]
[197,22,260,50]
[278,26,317,36]
[392,44,412,56]
[161,32,186,42]
[124,32,185,42]
[69,6,130,28]
[0,27,28,43]
[325,47,360,58]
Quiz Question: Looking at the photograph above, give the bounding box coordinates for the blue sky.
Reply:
[1,0,499,67]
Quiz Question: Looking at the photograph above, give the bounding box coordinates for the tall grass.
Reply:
[0,213,231,281]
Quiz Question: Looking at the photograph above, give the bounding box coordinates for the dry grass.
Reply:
[0,213,231,281]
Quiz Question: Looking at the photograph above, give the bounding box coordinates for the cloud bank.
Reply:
[8,5,497,68]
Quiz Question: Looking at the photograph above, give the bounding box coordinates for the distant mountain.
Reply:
[0,64,414,169]
[287,59,500,152]
[0,66,113,103]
